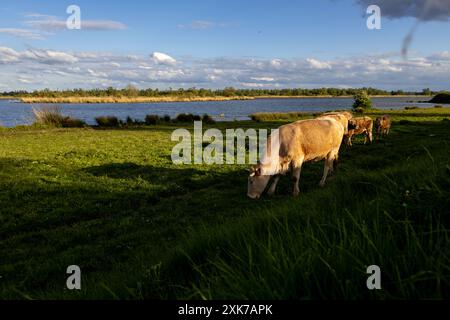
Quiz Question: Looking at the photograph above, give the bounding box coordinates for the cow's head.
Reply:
[374,117,382,129]
[348,119,359,131]
[247,164,271,199]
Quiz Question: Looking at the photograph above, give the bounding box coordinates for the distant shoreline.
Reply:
[4,94,432,104]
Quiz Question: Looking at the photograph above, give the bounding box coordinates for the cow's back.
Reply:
[317,113,349,134]
[281,119,344,162]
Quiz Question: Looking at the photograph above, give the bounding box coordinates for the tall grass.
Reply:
[145,140,450,299]
[32,106,85,128]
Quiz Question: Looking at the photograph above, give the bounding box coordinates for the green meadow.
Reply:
[0,109,449,299]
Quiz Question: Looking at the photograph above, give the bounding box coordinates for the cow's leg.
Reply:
[330,153,339,176]
[319,154,334,187]
[291,158,303,196]
[347,135,353,146]
[292,167,302,196]
[368,130,373,143]
[267,174,281,196]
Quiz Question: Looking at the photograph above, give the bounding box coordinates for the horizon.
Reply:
[0,0,449,91]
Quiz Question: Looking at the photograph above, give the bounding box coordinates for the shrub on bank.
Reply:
[202,114,216,124]
[175,113,203,122]
[95,116,119,127]
[145,114,160,125]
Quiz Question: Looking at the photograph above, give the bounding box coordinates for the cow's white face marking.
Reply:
[247,166,271,199]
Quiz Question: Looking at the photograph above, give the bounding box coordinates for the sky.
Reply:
[0,0,449,91]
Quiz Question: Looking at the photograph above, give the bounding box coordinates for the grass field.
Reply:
[0,114,449,299]
[251,106,450,122]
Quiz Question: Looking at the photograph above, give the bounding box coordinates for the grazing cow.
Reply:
[317,111,354,134]
[345,116,373,146]
[247,118,344,199]
[375,115,392,139]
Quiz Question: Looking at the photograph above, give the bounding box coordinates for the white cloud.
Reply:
[177,20,215,29]
[87,69,108,78]
[177,20,232,30]
[306,58,332,70]
[250,77,275,82]
[150,52,177,66]
[241,82,270,88]
[0,28,45,40]
[26,18,127,31]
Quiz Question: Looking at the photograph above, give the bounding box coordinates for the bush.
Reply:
[405,106,419,110]
[32,106,85,128]
[63,117,86,128]
[162,115,171,122]
[202,114,216,124]
[95,116,119,127]
[352,90,372,111]
[176,113,199,122]
[126,116,134,126]
[434,105,443,108]
[353,107,364,114]
[429,92,450,104]
[145,114,160,125]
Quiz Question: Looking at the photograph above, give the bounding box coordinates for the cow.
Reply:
[345,116,373,146]
[247,118,345,199]
[375,115,392,139]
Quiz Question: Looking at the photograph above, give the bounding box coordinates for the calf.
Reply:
[375,115,392,139]
[346,116,373,146]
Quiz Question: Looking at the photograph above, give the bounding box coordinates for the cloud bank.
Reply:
[1,48,449,91]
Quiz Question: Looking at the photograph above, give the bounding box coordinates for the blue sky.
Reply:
[0,0,449,91]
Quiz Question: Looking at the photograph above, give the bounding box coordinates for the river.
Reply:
[0,96,444,127]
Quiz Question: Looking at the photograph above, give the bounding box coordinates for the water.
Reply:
[0,96,444,127]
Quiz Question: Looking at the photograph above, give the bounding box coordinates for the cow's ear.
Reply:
[255,167,262,176]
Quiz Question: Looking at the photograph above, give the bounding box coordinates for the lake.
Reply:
[0,96,444,127]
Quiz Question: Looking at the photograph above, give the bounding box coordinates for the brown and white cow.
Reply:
[375,115,392,139]
[247,118,344,199]
[345,116,373,146]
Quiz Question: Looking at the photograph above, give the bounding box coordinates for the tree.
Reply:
[422,88,431,96]
[352,90,372,111]
[124,84,139,97]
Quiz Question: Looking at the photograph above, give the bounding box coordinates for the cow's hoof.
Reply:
[318,182,326,188]
[267,191,275,197]
[292,190,300,197]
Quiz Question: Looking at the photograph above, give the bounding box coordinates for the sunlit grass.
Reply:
[0,118,448,299]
